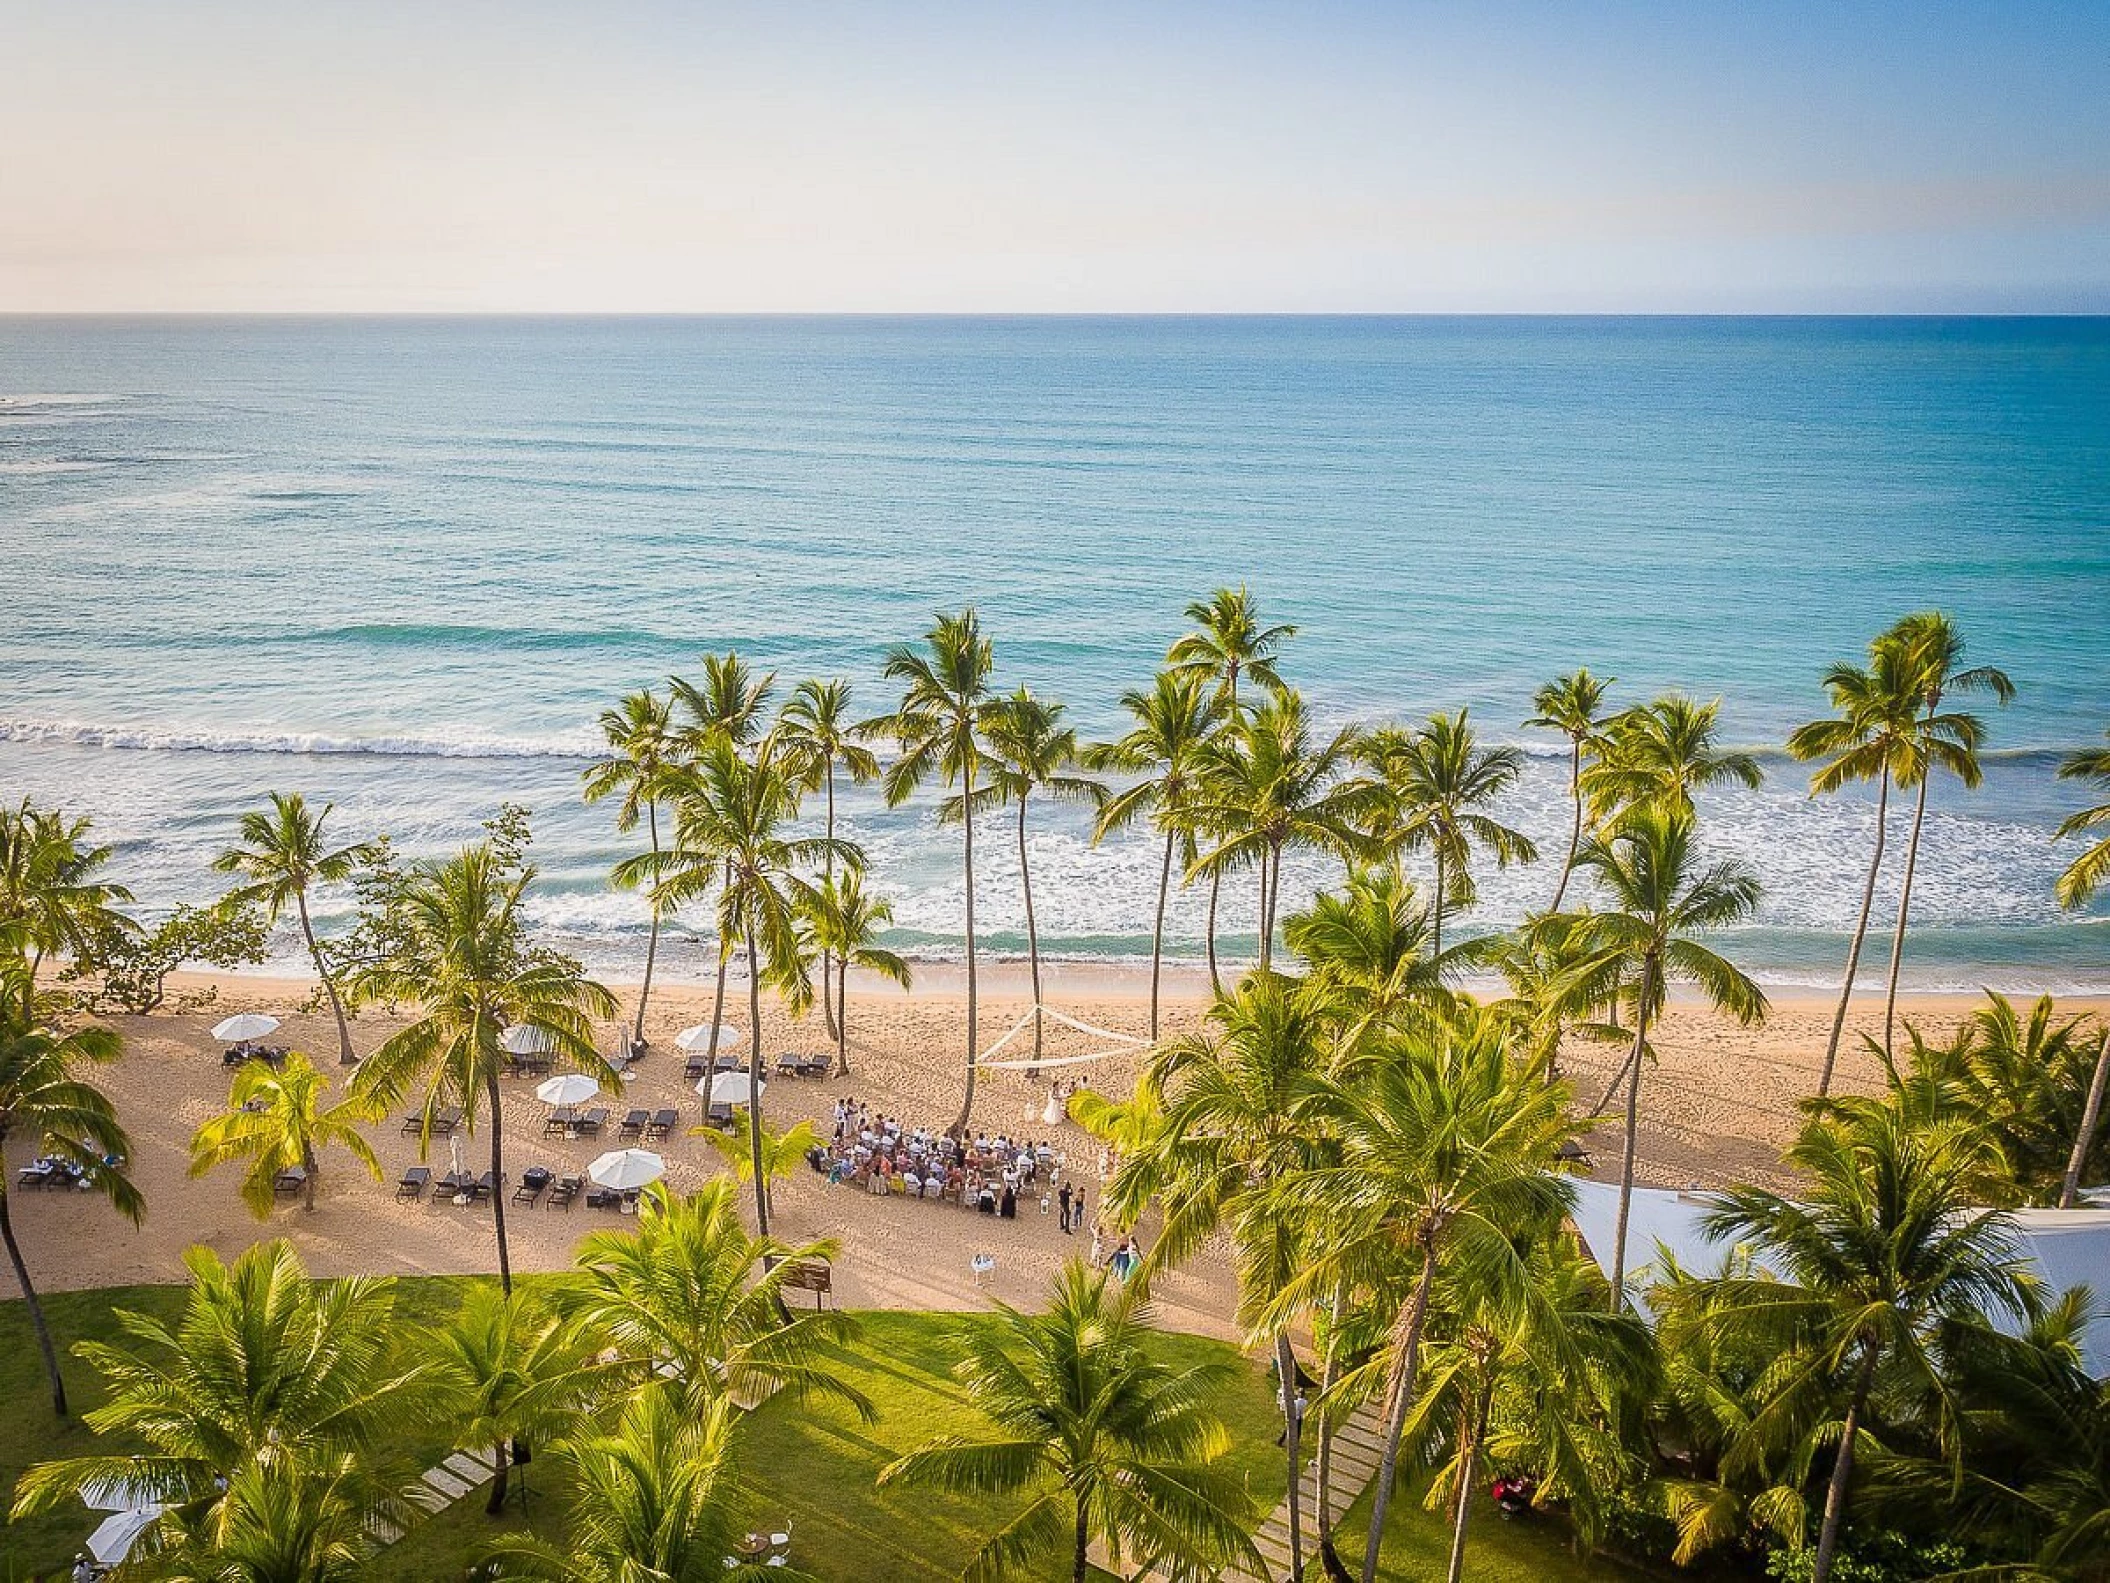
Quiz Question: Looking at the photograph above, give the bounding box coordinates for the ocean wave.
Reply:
[291,621,704,656]
[0,717,600,761]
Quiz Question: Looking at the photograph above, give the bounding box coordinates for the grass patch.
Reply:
[1333,1477,1671,1583]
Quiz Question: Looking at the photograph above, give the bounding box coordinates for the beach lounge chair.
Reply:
[646,1108,676,1141]
[543,1107,576,1138]
[574,1106,610,1138]
[618,1109,648,1141]
[396,1166,431,1201]
[513,1167,552,1204]
[544,1174,581,1210]
[775,1052,802,1077]
[272,1166,307,1198]
[584,1184,620,1210]
[469,1171,496,1203]
[798,1053,832,1079]
[684,1057,708,1081]
[705,1101,735,1130]
[16,1162,58,1190]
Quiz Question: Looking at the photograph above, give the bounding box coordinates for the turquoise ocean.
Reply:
[2,315,2106,991]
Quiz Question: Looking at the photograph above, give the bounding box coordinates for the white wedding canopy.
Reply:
[675,1022,745,1052]
[535,1073,600,1107]
[211,1012,279,1042]
[588,1149,665,1191]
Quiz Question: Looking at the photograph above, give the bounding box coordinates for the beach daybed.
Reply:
[513,1166,552,1204]
[395,1166,431,1201]
[544,1174,581,1210]
[618,1109,649,1141]
[402,1105,462,1137]
[646,1108,676,1141]
[271,1166,306,1198]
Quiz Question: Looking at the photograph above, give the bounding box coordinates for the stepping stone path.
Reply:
[1094,1398,1390,1583]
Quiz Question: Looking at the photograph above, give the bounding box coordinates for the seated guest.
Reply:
[999,1184,1017,1219]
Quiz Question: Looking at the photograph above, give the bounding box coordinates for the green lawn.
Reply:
[1333,1479,1678,1583]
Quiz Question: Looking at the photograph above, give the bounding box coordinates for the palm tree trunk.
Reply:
[1206,869,1223,995]
[834,953,851,1078]
[635,802,661,1045]
[1148,830,1173,1042]
[747,927,770,1236]
[297,892,356,1066]
[0,1183,68,1416]
[1019,798,1043,1074]
[1314,1284,1346,1562]
[821,764,840,1042]
[1881,775,1930,1059]
[485,1072,512,1296]
[1278,1329,1307,1583]
[1608,979,1653,1307]
[1812,1347,1879,1583]
[1072,1495,1091,1583]
[1431,849,1446,966]
[1443,1385,1492,1583]
[1549,741,1583,914]
[708,859,734,1065]
[1820,769,1889,1096]
[486,1437,510,1516]
[954,763,980,1138]
[1361,1247,1440,1583]
[2059,1026,2110,1209]
[303,1142,318,1212]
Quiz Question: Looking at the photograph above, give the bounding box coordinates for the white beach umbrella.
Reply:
[587,1148,664,1191]
[535,1073,600,1107]
[87,1506,163,1565]
[500,1025,555,1056]
[80,1477,152,1513]
[211,1013,279,1042]
[698,1069,765,1106]
[674,1022,745,1052]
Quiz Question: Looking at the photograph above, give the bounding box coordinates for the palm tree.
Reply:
[962,688,1102,1069]
[1269,1008,1577,1583]
[773,678,882,1040]
[1107,970,1342,1582]
[697,1112,825,1220]
[347,842,618,1292]
[141,1456,400,1583]
[432,1285,595,1516]
[0,957,141,1416]
[1564,806,1767,1303]
[487,1384,788,1583]
[212,793,366,1066]
[1282,865,1441,1040]
[582,688,680,1046]
[624,739,850,1232]
[1695,1103,2037,1583]
[1186,690,1369,971]
[1167,588,1296,990]
[1581,695,1762,823]
[1786,640,1926,1095]
[880,1261,1262,1583]
[1479,912,1623,1084]
[1526,669,1614,913]
[0,799,135,1015]
[867,610,997,1135]
[2052,730,2110,1209]
[1362,709,1535,963]
[1877,612,2014,1057]
[13,1240,421,1520]
[189,1050,381,1215]
[1087,670,1223,1039]
[798,871,911,1076]
[561,1179,871,1418]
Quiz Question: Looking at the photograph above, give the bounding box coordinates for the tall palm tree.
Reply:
[1362,709,1535,963]
[1167,588,1296,989]
[1479,912,1623,1085]
[1877,612,2013,1057]
[773,677,882,1040]
[961,688,1102,1069]
[2052,729,2110,1209]
[1268,1008,1577,1583]
[697,1113,824,1221]
[867,610,997,1135]
[486,1385,786,1583]
[212,793,366,1066]
[190,1050,381,1215]
[1581,695,1762,823]
[582,688,680,1046]
[1087,670,1223,1039]
[1695,1104,2037,1583]
[13,1240,421,1520]
[561,1179,870,1418]
[1186,690,1369,971]
[1282,865,1441,1041]
[798,871,911,1076]
[880,1261,1263,1583]
[0,799,135,1016]
[1786,640,1926,1095]
[1564,805,1767,1303]
[0,956,141,1416]
[347,842,617,1292]
[1526,669,1614,913]
[624,739,850,1232]
[1107,971,1342,1582]
[432,1285,595,1515]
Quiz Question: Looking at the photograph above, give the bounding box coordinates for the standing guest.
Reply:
[999,1183,1017,1219]
[1058,1181,1073,1232]
[1088,1220,1103,1268]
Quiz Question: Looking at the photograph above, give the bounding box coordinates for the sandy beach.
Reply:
[9,965,2104,1344]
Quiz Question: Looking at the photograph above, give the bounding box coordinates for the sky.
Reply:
[4,0,2108,312]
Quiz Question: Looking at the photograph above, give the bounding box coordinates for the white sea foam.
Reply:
[0,717,600,761]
